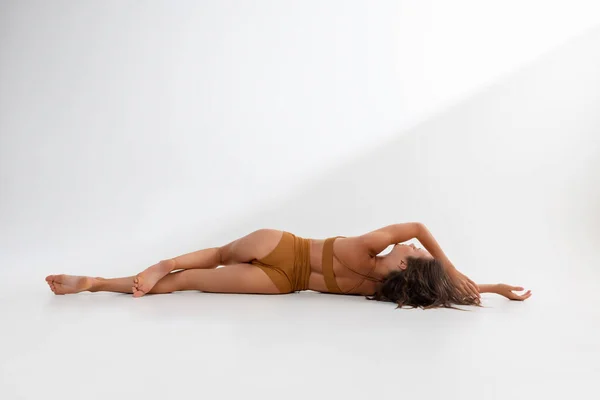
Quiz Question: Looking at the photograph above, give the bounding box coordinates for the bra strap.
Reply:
[334,253,380,294]
[322,237,343,294]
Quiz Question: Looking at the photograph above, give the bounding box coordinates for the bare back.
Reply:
[307,236,383,295]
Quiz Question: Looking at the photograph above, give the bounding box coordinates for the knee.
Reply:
[215,247,224,266]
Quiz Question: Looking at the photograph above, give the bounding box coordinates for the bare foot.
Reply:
[46,275,93,295]
[132,259,176,298]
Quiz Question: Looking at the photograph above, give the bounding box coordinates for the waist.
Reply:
[290,233,312,291]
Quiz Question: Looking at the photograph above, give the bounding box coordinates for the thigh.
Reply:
[150,263,282,294]
[219,229,284,265]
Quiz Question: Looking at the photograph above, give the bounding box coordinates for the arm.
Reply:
[479,283,532,301]
[416,223,483,299]
[359,222,454,270]
[477,284,498,293]
[414,223,455,271]
[359,222,480,299]
[359,222,422,256]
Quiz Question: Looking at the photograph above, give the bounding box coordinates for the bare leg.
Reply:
[132,260,176,297]
[46,229,285,296]
[46,274,135,295]
[46,275,94,295]
[132,229,284,297]
[132,246,224,297]
[47,273,184,295]
[46,263,281,295]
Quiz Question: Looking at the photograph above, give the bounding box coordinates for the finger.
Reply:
[458,286,469,299]
[455,281,468,294]
[463,277,479,296]
[459,286,472,300]
[467,282,480,298]
[520,290,532,300]
[511,286,524,291]
[467,288,479,301]
[514,289,530,295]
[466,288,478,300]
[462,284,476,299]
[511,290,531,301]
[458,281,478,299]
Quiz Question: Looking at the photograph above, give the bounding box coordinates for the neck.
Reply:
[373,256,394,280]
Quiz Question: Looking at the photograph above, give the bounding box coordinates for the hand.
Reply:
[447,268,480,301]
[495,284,532,301]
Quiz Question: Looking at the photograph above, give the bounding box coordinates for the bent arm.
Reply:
[360,222,481,299]
[359,222,422,255]
[359,222,456,271]
[414,223,456,271]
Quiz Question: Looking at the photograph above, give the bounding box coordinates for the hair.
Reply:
[366,257,482,310]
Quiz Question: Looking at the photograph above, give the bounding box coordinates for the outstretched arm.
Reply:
[479,283,532,301]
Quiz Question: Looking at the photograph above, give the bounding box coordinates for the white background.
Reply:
[1,1,599,399]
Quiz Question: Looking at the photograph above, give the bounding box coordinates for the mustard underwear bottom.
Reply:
[250,231,311,293]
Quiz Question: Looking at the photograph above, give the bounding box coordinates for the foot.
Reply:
[46,275,93,295]
[132,259,176,298]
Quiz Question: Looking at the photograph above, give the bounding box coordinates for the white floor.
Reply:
[1,277,598,400]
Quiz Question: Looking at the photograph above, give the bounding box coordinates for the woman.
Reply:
[45,222,531,309]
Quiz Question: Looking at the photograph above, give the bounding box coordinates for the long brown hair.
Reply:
[366,257,481,310]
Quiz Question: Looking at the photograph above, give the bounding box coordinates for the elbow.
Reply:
[413,222,428,243]
[414,222,425,236]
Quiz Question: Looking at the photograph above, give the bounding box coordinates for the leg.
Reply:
[45,274,134,295]
[149,265,281,294]
[218,229,284,265]
[46,263,281,295]
[133,229,284,297]
[130,249,220,297]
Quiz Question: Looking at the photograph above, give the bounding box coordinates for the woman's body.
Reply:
[46,223,531,306]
